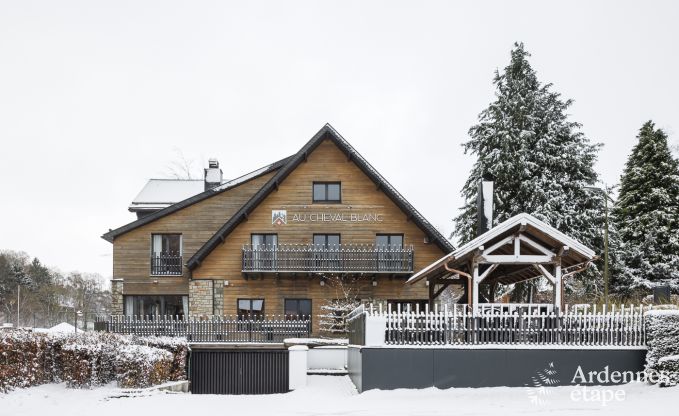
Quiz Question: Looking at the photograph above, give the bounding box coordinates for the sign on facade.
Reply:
[272,210,287,225]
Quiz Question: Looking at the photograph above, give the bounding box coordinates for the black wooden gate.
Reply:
[189,349,289,394]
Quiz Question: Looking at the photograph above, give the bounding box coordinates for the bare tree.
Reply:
[318,274,364,335]
[165,148,198,179]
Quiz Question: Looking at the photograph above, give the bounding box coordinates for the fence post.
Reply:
[288,345,308,390]
[365,314,387,346]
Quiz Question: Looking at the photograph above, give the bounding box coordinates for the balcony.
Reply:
[151,254,183,276]
[242,244,414,275]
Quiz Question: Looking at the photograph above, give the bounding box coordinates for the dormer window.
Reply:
[151,234,182,275]
[313,182,341,203]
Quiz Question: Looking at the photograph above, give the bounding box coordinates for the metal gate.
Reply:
[189,349,289,394]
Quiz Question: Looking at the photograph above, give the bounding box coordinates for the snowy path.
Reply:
[1,376,676,416]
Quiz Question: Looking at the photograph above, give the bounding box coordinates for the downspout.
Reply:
[443,260,473,306]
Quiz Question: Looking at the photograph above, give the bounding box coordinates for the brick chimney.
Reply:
[204,158,223,190]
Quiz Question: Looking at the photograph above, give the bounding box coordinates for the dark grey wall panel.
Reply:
[347,346,363,393]
[360,348,433,391]
[189,349,289,394]
[353,347,647,392]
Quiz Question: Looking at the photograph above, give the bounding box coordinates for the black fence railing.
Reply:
[347,304,648,347]
[242,244,414,273]
[151,254,183,275]
[382,308,646,346]
[99,315,311,343]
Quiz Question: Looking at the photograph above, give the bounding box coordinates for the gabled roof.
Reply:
[406,213,597,285]
[129,179,206,212]
[102,156,292,242]
[186,123,455,270]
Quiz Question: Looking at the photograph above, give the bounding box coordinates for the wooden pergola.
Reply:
[407,213,597,314]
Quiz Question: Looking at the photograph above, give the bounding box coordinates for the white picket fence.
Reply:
[355,303,648,347]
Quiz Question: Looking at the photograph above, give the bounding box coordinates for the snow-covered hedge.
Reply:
[645,310,679,387]
[0,330,188,392]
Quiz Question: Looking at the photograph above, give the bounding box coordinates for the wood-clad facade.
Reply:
[112,172,275,295]
[104,125,453,335]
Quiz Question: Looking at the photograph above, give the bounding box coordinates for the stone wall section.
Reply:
[212,280,224,316]
[111,279,124,315]
[189,280,214,316]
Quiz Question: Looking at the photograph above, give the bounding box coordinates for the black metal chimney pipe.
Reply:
[476,175,494,236]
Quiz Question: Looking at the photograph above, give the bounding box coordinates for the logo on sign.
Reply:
[272,210,287,225]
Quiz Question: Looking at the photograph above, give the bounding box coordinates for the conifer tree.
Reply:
[454,43,605,299]
[613,121,679,292]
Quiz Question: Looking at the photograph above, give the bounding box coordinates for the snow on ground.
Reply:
[1,376,677,416]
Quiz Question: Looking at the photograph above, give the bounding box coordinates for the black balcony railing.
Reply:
[242,244,414,273]
[151,254,183,275]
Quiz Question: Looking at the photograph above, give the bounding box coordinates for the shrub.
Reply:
[115,345,173,388]
[645,309,679,387]
[0,329,188,392]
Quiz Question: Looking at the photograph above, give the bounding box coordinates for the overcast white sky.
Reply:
[1,1,677,280]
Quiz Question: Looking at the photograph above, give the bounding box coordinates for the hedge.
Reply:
[0,330,187,392]
[645,309,679,387]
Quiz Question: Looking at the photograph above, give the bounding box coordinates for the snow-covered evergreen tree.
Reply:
[453,43,605,299]
[612,121,679,293]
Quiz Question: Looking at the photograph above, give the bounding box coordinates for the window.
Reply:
[376,234,405,271]
[376,234,403,248]
[313,182,341,203]
[313,234,341,269]
[251,234,278,248]
[250,234,278,270]
[124,295,188,317]
[152,234,182,255]
[313,234,341,247]
[151,234,182,275]
[284,299,311,320]
[238,299,264,319]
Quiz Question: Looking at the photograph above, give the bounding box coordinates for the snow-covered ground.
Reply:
[1,376,676,416]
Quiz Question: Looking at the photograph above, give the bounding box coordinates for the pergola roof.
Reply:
[406,213,597,286]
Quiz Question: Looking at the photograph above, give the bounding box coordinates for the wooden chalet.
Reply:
[102,124,454,334]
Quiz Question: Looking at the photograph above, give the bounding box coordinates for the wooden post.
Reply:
[428,277,435,311]
[554,261,562,314]
[472,263,479,316]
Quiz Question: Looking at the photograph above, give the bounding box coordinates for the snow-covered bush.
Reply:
[134,336,189,381]
[115,344,172,388]
[0,330,52,391]
[645,310,679,387]
[0,329,188,392]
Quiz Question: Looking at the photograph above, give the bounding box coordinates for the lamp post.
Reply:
[74,309,82,334]
[17,284,20,328]
[585,185,611,308]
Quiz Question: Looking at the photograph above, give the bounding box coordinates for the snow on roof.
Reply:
[210,163,277,193]
[406,213,597,284]
[129,179,208,211]
[452,213,596,261]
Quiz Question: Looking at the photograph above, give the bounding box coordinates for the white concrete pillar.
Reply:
[365,315,387,346]
[288,345,308,390]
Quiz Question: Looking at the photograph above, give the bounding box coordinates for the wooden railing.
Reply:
[242,244,414,273]
[351,304,648,347]
[150,254,183,276]
[100,315,311,343]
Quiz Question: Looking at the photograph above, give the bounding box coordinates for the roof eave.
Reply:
[101,156,291,243]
